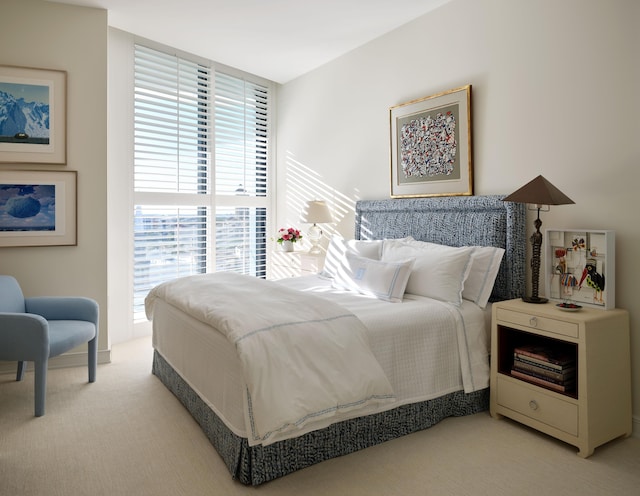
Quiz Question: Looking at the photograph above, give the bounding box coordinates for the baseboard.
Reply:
[633,415,640,438]
[0,349,111,375]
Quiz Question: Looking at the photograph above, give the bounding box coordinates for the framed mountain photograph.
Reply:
[0,65,67,164]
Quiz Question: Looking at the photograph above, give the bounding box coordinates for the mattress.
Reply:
[151,274,491,440]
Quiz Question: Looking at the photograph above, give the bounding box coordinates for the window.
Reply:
[133,45,271,321]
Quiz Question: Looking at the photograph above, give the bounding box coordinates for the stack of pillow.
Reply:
[321,236,504,307]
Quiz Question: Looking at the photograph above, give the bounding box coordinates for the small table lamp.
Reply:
[503,175,574,303]
[301,200,333,255]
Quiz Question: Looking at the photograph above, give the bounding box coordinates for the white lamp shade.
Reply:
[301,200,332,224]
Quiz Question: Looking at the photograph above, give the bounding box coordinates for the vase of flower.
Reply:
[277,227,302,252]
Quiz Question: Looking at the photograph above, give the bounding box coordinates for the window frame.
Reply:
[131,41,275,324]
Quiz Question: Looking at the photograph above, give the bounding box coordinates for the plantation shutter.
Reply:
[213,70,269,275]
[132,45,270,321]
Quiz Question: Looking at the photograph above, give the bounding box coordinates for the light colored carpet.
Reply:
[1,337,639,496]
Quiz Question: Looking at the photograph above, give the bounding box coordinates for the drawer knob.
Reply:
[529,400,539,411]
[529,316,538,327]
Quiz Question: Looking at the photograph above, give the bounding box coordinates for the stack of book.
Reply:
[511,344,576,393]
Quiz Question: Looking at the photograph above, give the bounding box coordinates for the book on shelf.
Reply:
[513,353,575,372]
[513,356,576,381]
[513,344,575,368]
[512,360,575,384]
[511,369,575,393]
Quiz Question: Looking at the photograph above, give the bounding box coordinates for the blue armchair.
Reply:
[0,275,99,416]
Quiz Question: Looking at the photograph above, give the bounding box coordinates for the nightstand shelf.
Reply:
[490,298,631,457]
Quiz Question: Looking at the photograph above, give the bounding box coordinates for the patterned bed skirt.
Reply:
[152,350,489,486]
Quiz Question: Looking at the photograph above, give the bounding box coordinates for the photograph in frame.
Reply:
[0,170,76,247]
[0,65,67,164]
[390,85,472,198]
[545,228,614,310]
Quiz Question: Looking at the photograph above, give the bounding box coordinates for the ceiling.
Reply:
[47,0,450,83]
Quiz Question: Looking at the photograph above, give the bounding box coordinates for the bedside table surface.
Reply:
[494,298,628,321]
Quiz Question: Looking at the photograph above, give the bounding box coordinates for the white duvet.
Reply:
[145,272,395,446]
[286,276,491,402]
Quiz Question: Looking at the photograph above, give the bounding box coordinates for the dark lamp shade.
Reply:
[502,175,574,304]
[502,175,574,206]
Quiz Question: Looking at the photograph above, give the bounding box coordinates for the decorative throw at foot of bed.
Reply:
[146,195,526,485]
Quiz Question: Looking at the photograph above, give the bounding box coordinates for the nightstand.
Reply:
[490,298,631,457]
[270,251,323,279]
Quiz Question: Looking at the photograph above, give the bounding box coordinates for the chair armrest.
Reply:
[25,297,99,325]
[0,313,50,361]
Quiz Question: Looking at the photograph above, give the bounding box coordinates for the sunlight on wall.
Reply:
[284,150,361,250]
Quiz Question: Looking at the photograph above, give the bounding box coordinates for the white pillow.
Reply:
[321,236,384,279]
[332,252,414,303]
[462,246,505,308]
[381,238,474,305]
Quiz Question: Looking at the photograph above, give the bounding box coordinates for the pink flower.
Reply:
[277,227,302,244]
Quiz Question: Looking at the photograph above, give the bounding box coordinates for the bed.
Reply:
[146,195,526,485]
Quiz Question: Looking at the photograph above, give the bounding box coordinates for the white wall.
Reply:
[0,0,110,365]
[107,27,138,345]
[277,0,640,423]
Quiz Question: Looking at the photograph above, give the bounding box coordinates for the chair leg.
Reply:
[34,359,48,417]
[88,337,97,383]
[16,361,27,381]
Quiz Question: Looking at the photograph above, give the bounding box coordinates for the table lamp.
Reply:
[301,200,333,255]
[503,175,574,303]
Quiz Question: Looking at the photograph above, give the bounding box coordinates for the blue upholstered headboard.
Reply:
[354,195,526,302]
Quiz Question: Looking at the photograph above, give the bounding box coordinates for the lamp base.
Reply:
[308,244,322,255]
[307,224,323,256]
[522,296,548,304]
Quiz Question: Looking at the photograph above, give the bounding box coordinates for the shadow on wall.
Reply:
[284,151,361,245]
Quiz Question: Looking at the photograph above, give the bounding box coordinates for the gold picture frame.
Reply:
[0,65,67,164]
[0,170,77,247]
[390,85,472,198]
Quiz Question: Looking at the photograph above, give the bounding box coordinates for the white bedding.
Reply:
[146,272,395,446]
[287,275,491,401]
[147,273,490,446]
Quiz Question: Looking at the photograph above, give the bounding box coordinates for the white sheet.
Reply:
[146,272,395,446]
[148,273,490,444]
[286,275,491,401]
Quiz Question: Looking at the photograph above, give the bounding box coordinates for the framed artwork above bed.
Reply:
[389,85,472,198]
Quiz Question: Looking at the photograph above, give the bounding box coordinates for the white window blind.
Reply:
[215,71,268,197]
[134,45,211,194]
[133,45,270,321]
[213,70,269,274]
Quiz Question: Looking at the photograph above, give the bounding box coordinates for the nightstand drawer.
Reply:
[496,308,579,338]
[496,376,578,436]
